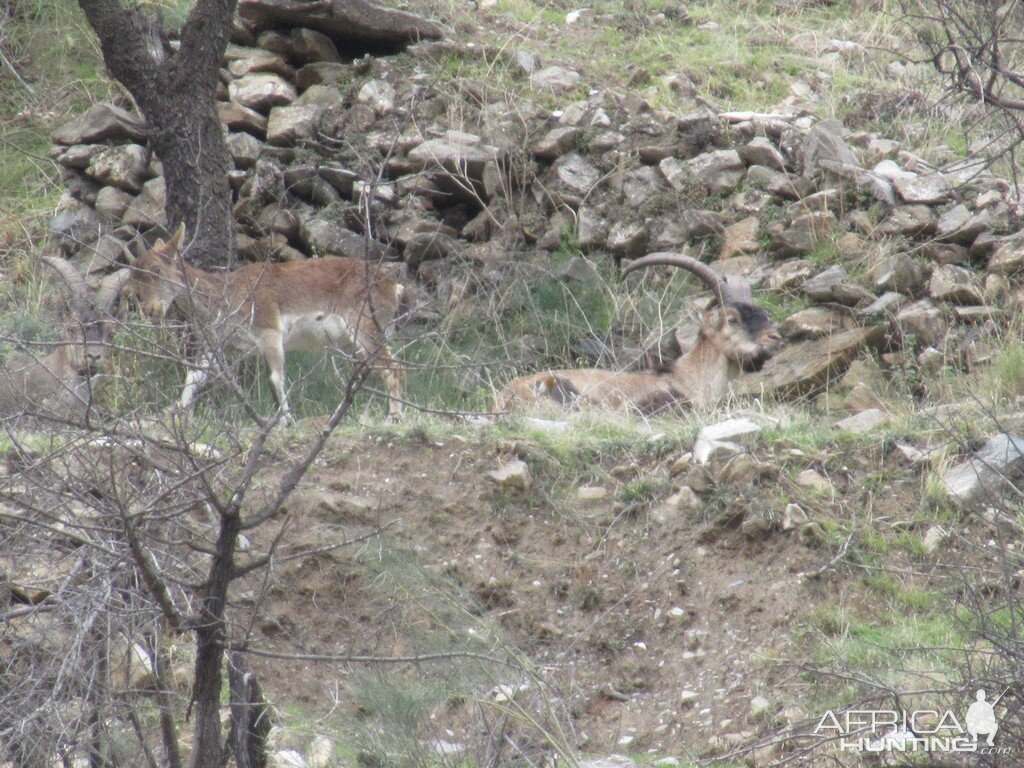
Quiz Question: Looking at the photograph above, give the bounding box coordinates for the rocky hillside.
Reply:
[5,1,1024,767]
[44,0,1024,418]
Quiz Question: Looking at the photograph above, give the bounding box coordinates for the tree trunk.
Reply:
[77,0,237,269]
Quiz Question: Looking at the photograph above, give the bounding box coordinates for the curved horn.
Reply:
[97,268,132,315]
[41,256,96,321]
[622,252,735,306]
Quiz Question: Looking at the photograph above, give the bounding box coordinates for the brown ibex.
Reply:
[126,224,405,424]
[498,253,781,415]
[0,258,129,421]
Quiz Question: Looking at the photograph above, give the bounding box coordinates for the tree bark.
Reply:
[77,0,237,269]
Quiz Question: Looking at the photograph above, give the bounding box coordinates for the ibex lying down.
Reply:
[127,224,405,424]
[498,253,781,415]
[0,258,129,420]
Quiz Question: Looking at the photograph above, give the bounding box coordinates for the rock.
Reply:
[589,130,625,153]
[530,66,581,90]
[237,0,444,49]
[868,253,929,295]
[298,217,394,261]
[844,382,886,413]
[739,326,885,397]
[954,305,1002,323]
[929,264,983,305]
[53,102,146,145]
[622,166,664,207]
[693,418,763,466]
[719,216,760,259]
[664,486,701,511]
[356,79,396,115]
[532,127,582,160]
[746,164,806,199]
[290,27,341,64]
[877,205,935,236]
[409,131,502,180]
[85,144,148,193]
[740,136,786,169]
[768,259,814,290]
[577,486,607,501]
[679,690,700,708]
[688,149,744,194]
[893,173,953,205]
[987,239,1024,275]
[922,525,948,554]
[293,84,345,109]
[544,152,600,203]
[782,503,808,530]
[50,204,104,251]
[226,46,294,78]
[922,242,970,265]
[801,119,860,176]
[487,460,532,491]
[750,695,773,718]
[123,177,167,228]
[218,101,269,136]
[94,186,134,221]
[935,203,987,245]
[835,408,889,433]
[780,307,855,339]
[513,49,537,74]
[226,131,263,168]
[857,291,907,319]
[940,433,1024,509]
[894,300,946,346]
[295,61,349,89]
[658,157,689,191]
[795,469,832,493]
[266,104,322,144]
[580,757,639,768]
[607,222,648,257]
[577,205,608,249]
[57,143,105,169]
[228,72,297,112]
[801,264,848,301]
[741,512,773,539]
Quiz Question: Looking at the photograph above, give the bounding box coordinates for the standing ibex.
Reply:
[127,224,405,424]
[498,253,781,415]
[0,258,129,420]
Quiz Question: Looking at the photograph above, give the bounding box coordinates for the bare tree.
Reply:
[76,0,237,268]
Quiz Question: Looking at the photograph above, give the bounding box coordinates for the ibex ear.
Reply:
[164,222,185,252]
[700,307,724,331]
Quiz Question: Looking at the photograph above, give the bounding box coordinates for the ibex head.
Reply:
[41,256,130,375]
[622,253,781,372]
[127,223,186,319]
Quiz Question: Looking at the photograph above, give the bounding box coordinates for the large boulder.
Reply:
[53,103,146,145]
[739,326,885,397]
[237,0,443,53]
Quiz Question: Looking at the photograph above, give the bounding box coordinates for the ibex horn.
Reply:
[622,252,736,306]
[41,256,96,321]
[97,269,132,315]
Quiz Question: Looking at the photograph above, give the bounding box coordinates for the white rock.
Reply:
[940,434,1024,508]
[693,418,763,465]
[487,460,532,491]
[922,525,948,554]
[834,408,889,434]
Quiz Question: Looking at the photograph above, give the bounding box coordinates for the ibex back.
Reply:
[128,224,405,424]
[498,253,781,415]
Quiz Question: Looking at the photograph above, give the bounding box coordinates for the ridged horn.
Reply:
[41,256,96,321]
[622,252,735,306]
[97,268,131,315]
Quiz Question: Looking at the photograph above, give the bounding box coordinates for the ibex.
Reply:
[498,253,781,415]
[126,224,405,424]
[0,258,129,420]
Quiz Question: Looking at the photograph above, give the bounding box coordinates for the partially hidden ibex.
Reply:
[0,258,129,421]
[498,253,782,415]
[126,224,406,424]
